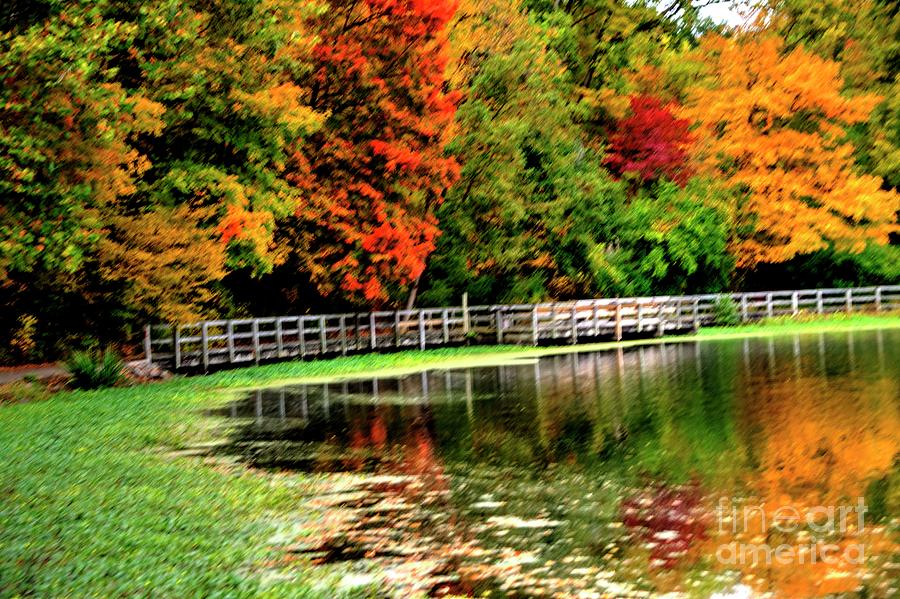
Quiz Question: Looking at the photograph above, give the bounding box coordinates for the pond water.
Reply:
[211,329,899,598]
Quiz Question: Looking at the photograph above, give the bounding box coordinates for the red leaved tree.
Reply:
[288,0,460,305]
[604,94,693,187]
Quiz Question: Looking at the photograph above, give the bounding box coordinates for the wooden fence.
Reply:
[144,285,900,371]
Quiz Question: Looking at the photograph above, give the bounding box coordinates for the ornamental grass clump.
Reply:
[65,349,125,390]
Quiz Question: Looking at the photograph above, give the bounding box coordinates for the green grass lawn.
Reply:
[1,312,898,597]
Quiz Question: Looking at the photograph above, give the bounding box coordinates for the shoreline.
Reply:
[196,313,900,392]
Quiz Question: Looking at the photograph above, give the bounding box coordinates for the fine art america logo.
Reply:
[714,498,868,566]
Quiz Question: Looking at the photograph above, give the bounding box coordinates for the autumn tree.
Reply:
[421,0,620,305]
[684,35,899,267]
[0,0,321,357]
[131,0,320,279]
[763,0,899,163]
[5,0,900,361]
[603,94,693,187]
[596,179,734,295]
[98,207,226,323]
[0,9,164,282]
[753,0,900,286]
[283,0,460,306]
[524,0,702,137]
[423,0,735,305]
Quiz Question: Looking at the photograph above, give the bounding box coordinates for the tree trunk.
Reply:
[405,274,421,311]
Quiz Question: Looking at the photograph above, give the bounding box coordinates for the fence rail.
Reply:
[144,285,900,371]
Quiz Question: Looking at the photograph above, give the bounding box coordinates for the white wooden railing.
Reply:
[144,285,900,371]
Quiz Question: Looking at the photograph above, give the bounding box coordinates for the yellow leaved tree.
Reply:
[98,206,227,323]
[683,35,898,267]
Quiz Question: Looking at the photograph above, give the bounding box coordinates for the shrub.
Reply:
[712,296,741,326]
[65,349,125,390]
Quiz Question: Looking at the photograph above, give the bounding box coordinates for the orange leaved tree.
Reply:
[683,35,898,268]
[287,0,460,306]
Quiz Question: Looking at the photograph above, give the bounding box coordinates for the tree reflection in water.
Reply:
[206,328,898,597]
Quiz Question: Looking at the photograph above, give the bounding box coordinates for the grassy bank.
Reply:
[0,382,330,596]
[1,312,898,597]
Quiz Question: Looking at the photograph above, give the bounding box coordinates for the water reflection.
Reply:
[209,330,899,597]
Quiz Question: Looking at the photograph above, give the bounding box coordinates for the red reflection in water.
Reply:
[621,481,709,570]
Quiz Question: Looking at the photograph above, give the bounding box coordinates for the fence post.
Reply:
[845,288,853,313]
[369,313,377,350]
[462,293,470,336]
[143,325,152,364]
[549,303,557,339]
[614,302,623,341]
[339,315,348,356]
[496,308,504,344]
[532,306,539,346]
[740,295,748,322]
[318,316,327,354]
[766,293,773,318]
[394,311,401,347]
[276,318,284,357]
[692,299,700,330]
[875,286,882,312]
[174,325,181,369]
[252,319,260,365]
[656,304,665,337]
[201,322,209,372]
[570,304,578,344]
[442,309,450,344]
[791,292,799,316]
[636,302,643,333]
[816,290,824,314]
[418,310,426,350]
[298,317,306,358]
[227,321,235,363]
[592,301,599,335]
